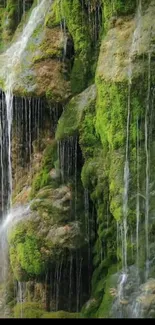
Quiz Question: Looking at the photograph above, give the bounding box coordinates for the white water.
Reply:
[0,0,52,212]
[145,52,151,280]
[123,0,142,272]
[0,203,31,316]
[122,0,142,274]
[115,2,143,314]
[0,0,52,315]
[136,118,140,274]
[0,204,31,236]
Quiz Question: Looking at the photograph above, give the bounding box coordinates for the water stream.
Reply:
[145,52,151,280]
[0,0,52,317]
[114,0,143,317]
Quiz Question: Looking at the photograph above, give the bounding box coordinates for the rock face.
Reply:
[5,18,72,101]
[97,0,155,84]
[1,0,155,320]
[56,84,96,140]
[135,279,155,318]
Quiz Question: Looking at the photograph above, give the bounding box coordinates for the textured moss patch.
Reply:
[13,302,44,318]
[51,0,92,94]
[103,0,137,31]
[9,221,47,280]
[56,84,96,140]
[42,310,79,318]
[30,140,58,198]
[96,265,118,318]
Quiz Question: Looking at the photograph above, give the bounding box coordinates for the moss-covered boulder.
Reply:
[10,23,71,101]
[56,84,96,140]
[0,2,72,102]
[8,197,86,281]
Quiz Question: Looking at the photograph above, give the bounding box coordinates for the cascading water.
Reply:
[0,204,31,317]
[145,52,151,280]
[136,118,140,282]
[0,0,52,210]
[112,1,142,317]
[111,1,155,319]
[0,0,52,317]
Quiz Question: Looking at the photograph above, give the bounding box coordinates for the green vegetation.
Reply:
[8,221,47,280]
[13,302,79,318]
[103,0,137,30]
[1,0,155,319]
[56,84,96,141]
[30,141,58,198]
[50,0,95,94]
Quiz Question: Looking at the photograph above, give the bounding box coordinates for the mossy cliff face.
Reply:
[1,0,155,319]
[88,0,155,318]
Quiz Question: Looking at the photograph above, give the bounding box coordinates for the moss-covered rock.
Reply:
[2,0,155,319]
[8,219,47,280]
[13,302,45,318]
[12,23,71,101]
[42,310,79,318]
[51,0,93,94]
[13,302,79,318]
[96,265,118,318]
[56,84,96,140]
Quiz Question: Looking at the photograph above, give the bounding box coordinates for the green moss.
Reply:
[30,194,68,225]
[42,311,79,318]
[16,235,44,275]
[14,304,79,318]
[81,159,96,190]
[81,298,99,318]
[95,80,127,150]
[56,85,96,141]
[96,265,118,318]
[13,302,44,318]
[45,1,61,28]
[51,0,92,94]
[103,0,137,30]
[30,141,58,198]
[1,0,19,44]
[9,222,47,279]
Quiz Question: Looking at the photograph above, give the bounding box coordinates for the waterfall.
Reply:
[122,0,142,273]
[68,253,73,311]
[17,282,25,318]
[0,0,52,211]
[145,52,151,280]
[5,90,13,210]
[55,257,63,311]
[136,118,140,275]
[112,2,143,317]
[84,188,91,292]
[74,136,78,220]
[122,86,130,272]
[0,0,52,317]
[0,204,31,316]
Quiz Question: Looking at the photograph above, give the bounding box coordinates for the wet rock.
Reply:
[46,221,85,249]
[120,299,129,305]
[49,168,60,180]
[140,278,155,294]
[97,0,155,83]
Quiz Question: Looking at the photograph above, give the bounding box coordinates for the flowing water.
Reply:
[122,0,142,276]
[111,1,155,318]
[145,52,151,280]
[0,0,52,317]
[113,1,143,317]
[0,204,31,316]
[136,118,140,279]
